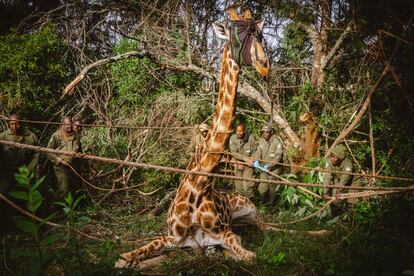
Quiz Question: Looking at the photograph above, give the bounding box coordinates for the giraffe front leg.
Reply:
[219,230,255,262]
[115,236,176,269]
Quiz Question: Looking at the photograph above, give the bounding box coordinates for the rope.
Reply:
[1,140,414,192]
[223,152,414,183]
[65,162,162,195]
[265,198,336,227]
[0,116,192,130]
[261,189,404,227]
[1,141,411,240]
[2,115,412,184]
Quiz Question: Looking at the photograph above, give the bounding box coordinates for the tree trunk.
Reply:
[309,0,332,88]
[238,81,300,148]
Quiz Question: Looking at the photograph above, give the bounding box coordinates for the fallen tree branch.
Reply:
[63,50,151,96]
[259,225,331,237]
[238,80,301,148]
[149,189,177,216]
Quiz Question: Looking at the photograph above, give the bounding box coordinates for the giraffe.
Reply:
[115,6,270,268]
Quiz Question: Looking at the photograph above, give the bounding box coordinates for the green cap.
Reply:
[261,124,273,133]
[199,123,209,132]
[332,145,346,160]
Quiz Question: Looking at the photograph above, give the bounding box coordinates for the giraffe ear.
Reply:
[212,23,230,40]
[256,20,264,31]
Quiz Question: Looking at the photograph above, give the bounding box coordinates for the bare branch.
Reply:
[63,51,152,96]
[321,21,353,70]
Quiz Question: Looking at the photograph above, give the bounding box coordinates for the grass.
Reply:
[1,195,413,275]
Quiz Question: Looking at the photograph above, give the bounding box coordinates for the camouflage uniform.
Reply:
[253,135,283,202]
[0,129,39,193]
[323,145,353,197]
[188,124,209,155]
[229,132,256,197]
[46,130,82,200]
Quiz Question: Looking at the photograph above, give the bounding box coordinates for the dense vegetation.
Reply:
[0,0,413,274]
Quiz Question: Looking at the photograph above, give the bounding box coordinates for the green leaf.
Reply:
[63,207,71,215]
[72,194,85,210]
[42,212,57,223]
[8,191,28,201]
[13,216,39,236]
[28,200,42,214]
[304,199,314,208]
[14,174,28,187]
[53,202,67,208]
[41,232,64,247]
[31,175,46,192]
[295,206,307,217]
[31,190,43,203]
[65,192,73,206]
[77,215,91,226]
[27,191,43,213]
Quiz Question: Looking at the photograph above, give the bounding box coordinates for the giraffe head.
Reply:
[212,6,270,76]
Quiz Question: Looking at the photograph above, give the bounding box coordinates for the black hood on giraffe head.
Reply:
[229,19,263,66]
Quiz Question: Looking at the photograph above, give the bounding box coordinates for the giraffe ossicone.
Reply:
[115,6,270,269]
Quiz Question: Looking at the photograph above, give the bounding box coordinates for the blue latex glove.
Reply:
[253,160,260,168]
[262,164,269,171]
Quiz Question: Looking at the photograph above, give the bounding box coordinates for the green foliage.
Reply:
[257,235,286,266]
[54,193,90,227]
[111,39,157,106]
[0,26,70,118]
[278,163,330,219]
[282,22,309,62]
[8,166,60,275]
[285,81,315,128]
[79,38,209,195]
[110,39,201,110]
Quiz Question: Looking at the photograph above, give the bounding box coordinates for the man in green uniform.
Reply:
[0,114,40,194]
[46,116,82,200]
[73,118,83,134]
[229,123,256,197]
[323,144,353,198]
[252,125,284,204]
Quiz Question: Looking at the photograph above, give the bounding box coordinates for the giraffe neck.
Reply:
[199,45,240,172]
[177,45,240,194]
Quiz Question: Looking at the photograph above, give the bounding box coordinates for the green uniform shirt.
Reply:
[253,135,283,170]
[0,129,39,171]
[229,133,256,163]
[188,131,208,154]
[46,130,81,166]
[323,158,353,195]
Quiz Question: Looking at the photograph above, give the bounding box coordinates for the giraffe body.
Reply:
[115,6,269,269]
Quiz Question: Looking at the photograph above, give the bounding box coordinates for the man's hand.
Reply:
[59,160,70,167]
